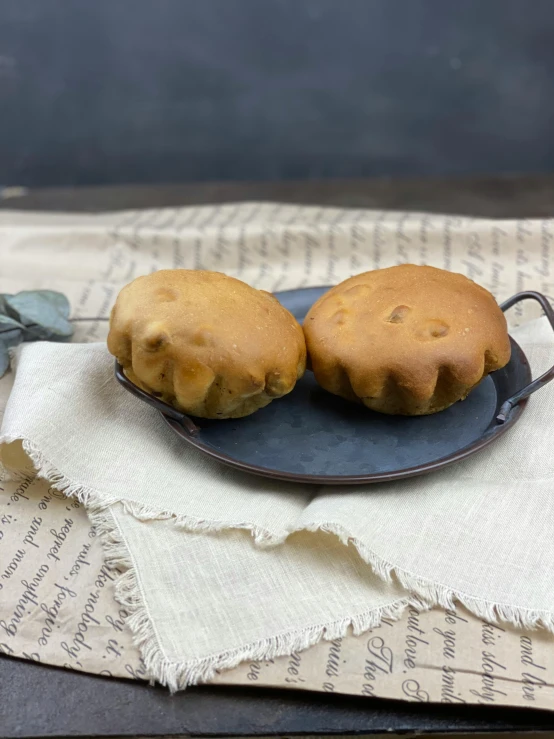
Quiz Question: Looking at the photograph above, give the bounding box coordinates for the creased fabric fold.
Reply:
[1,314,554,689]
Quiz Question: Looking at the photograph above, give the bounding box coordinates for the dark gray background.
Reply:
[1,0,554,187]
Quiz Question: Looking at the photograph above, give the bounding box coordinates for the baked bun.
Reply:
[304,264,511,416]
[108,270,306,419]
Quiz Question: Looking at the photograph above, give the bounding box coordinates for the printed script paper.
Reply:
[0,205,552,328]
[1,203,554,709]
[2,472,554,708]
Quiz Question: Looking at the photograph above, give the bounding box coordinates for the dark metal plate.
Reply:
[117,286,538,485]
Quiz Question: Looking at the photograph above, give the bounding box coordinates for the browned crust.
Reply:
[303,265,511,415]
[108,270,306,418]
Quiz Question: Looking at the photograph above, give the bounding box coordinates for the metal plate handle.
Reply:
[497,291,554,423]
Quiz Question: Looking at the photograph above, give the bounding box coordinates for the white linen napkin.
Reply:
[1,314,553,690]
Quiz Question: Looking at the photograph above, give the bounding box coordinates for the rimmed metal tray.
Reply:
[116,289,554,485]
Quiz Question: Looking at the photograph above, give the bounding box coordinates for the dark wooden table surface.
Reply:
[4,174,554,218]
[2,175,554,737]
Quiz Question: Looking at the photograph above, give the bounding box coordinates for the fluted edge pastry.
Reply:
[108,270,306,419]
[303,264,511,416]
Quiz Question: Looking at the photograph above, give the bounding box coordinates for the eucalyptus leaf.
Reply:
[6,292,74,339]
[0,289,74,373]
[31,290,71,319]
[0,315,25,349]
[0,313,25,353]
[0,341,9,378]
[0,314,24,330]
[21,324,73,342]
[0,327,23,349]
[0,294,13,316]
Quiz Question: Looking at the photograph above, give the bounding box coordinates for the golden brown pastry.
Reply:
[108,270,306,418]
[304,264,511,415]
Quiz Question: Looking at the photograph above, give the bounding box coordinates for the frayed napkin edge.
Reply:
[4,433,554,691]
[0,433,419,691]
[92,504,418,691]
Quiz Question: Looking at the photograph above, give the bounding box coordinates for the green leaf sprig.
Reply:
[0,290,74,377]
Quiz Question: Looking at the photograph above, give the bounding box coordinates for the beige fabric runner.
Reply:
[3,466,554,708]
[1,204,554,709]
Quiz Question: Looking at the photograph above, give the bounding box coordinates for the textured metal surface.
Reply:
[117,287,533,484]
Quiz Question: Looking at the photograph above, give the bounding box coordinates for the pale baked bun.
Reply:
[304,264,511,416]
[108,270,306,418]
